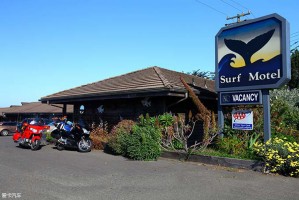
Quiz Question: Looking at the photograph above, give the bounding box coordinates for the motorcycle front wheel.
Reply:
[78,139,92,152]
[31,140,41,151]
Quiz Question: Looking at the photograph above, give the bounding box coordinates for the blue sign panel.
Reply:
[215,13,290,92]
[220,90,262,105]
[232,123,253,130]
[232,110,253,130]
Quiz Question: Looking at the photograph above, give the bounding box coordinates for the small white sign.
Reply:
[232,110,253,130]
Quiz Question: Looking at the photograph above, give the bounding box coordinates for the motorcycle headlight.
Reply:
[29,128,38,133]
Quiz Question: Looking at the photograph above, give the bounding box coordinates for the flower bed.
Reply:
[254,137,299,177]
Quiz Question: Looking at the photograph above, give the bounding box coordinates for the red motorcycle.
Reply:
[13,118,50,151]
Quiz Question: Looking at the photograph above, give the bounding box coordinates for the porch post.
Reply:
[63,104,67,116]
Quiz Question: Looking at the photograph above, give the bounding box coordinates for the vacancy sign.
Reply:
[232,110,253,130]
[220,90,262,105]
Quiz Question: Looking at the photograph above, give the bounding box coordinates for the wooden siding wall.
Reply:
[73,96,217,131]
[73,97,167,129]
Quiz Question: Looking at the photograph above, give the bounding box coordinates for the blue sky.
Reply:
[1,0,298,107]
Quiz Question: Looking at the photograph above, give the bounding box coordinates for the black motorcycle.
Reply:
[51,121,92,152]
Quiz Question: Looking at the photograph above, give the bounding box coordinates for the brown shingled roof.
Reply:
[1,102,73,114]
[0,107,10,116]
[41,66,215,103]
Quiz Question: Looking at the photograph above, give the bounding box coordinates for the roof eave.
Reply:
[41,87,189,104]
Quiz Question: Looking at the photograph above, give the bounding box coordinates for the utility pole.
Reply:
[225,11,251,26]
[219,10,252,136]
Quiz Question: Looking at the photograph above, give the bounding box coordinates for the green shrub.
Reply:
[158,113,174,127]
[217,134,246,155]
[254,137,299,177]
[107,117,162,159]
[172,138,184,149]
[126,125,162,160]
[270,88,299,108]
[216,129,259,160]
[108,131,130,155]
[270,89,299,142]
[107,120,135,154]
[138,114,157,127]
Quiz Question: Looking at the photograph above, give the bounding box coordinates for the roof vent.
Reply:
[204,80,208,88]
[192,78,196,86]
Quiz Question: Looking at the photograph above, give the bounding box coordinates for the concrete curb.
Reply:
[161,151,264,171]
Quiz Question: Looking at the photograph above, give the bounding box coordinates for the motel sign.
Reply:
[215,13,290,141]
[215,13,290,92]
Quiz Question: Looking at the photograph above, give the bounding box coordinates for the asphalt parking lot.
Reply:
[0,136,298,200]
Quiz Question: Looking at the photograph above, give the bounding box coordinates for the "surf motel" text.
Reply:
[220,69,281,84]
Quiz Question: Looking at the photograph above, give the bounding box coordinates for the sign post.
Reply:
[218,93,224,138]
[262,90,271,142]
[215,13,290,142]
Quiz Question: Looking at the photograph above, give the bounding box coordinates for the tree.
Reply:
[187,69,215,80]
[288,49,299,89]
[180,76,218,142]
